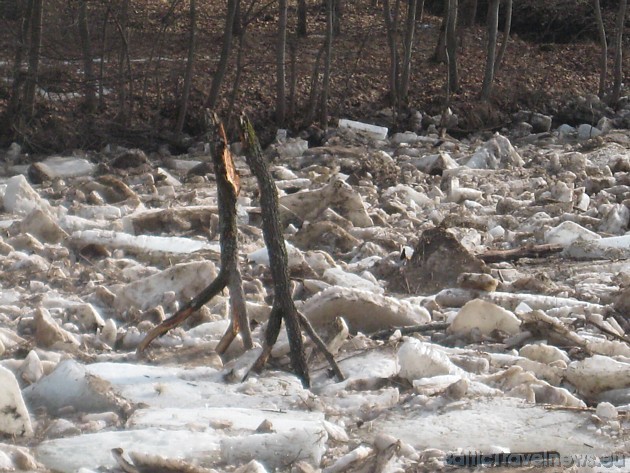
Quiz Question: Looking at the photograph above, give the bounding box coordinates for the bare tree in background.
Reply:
[320,0,333,126]
[383,0,419,107]
[206,0,238,108]
[176,0,197,135]
[480,0,500,100]
[276,0,288,124]
[23,0,43,120]
[298,0,307,36]
[445,0,458,93]
[611,0,627,105]
[593,0,607,98]
[495,0,512,70]
[78,0,96,113]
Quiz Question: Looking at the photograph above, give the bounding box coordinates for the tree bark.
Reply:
[240,115,310,387]
[495,0,511,71]
[276,0,288,124]
[593,0,607,98]
[611,0,627,105]
[78,0,96,113]
[480,0,499,100]
[176,0,197,135]
[116,0,130,124]
[206,0,238,108]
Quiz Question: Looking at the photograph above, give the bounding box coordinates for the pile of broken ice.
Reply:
[1,114,630,472]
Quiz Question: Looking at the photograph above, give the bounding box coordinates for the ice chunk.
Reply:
[302,286,430,333]
[519,343,570,364]
[565,235,630,260]
[220,426,327,470]
[23,359,130,415]
[34,307,81,349]
[28,156,95,181]
[276,138,308,159]
[113,261,217,311]
[544,220,600,246]
[323,445,372,473]
[0,366,33,436]
[449,299,521,336]
[70,230,218,254]
[596,402,618,420]
[338,119,388,140]
[397,338,463,381]
[577,124,603,140]
[323,267,383,293]
[566,355,630,396]
[248,241,305,269]
[3,174,55,216]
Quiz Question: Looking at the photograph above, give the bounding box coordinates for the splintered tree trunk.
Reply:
[176,0,197,135]
[593,0,607,98]
[78,0,96,113]
[480,0,500,100]
[240,115,310,386]
[611,0,627,105]
[137,114,252,354]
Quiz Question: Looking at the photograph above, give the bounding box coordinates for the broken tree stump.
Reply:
[137,113,252,354]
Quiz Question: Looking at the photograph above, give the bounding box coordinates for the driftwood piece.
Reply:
[370,322,451,340]
[137,113,252,354]
[478,244,564,263]
[240,114,343,387]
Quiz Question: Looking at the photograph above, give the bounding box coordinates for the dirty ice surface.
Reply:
[2,114,630,472]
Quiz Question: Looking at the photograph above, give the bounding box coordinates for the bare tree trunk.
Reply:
[78,0,96,113]
[176,0,197,135]
[446,0,458,93]
[240,115,310,387]
[433,13,447,63]
[306,43,324,123]
[116,0,130,124]
[232,0,242,36]
[8,0,33,121]
[288,39,297,119]
[593,0,607,98]
[480,0,499,100]
[206,0,238,108]
[297,0,307,36]
[23,0,42,119]
[99,7,110,110]
[320,0,333,126]
[333,0,342,35]
[612,0,627,105]
[383,0,400,107]
[495,0,511,70]
[276,0,288,124]
[400,0,417,101]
